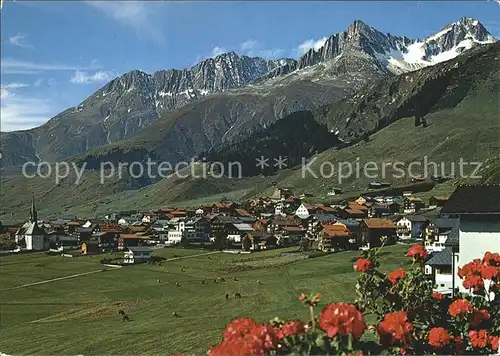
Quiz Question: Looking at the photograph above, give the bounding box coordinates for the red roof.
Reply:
[363,218,397,229]
[120,234,149,239]
[171,210,186,216]
[282,226,304,232]
[322,224,352,238]
[316,205,336,213]
[235,209,251,217]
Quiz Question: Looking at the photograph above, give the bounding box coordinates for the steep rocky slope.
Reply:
[1,41,498,223]
[1,18,494,168]
[208,41,500,175]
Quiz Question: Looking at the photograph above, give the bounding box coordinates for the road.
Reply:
[165,250,221,261]
[1,269,111,291]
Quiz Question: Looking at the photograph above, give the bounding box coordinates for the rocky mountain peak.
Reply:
[419,17,495,62]
[346,19,372,37]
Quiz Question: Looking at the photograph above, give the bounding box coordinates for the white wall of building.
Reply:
[425,233,448,253]
[295,204,310,219]
[397,218,412,240]
[457,215,500,293]
[167,230,183,244]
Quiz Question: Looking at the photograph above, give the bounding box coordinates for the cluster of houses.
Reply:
[4,185,499,291]
[4,187,452,255]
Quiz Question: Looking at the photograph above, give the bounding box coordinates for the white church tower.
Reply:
[15,194,47,251]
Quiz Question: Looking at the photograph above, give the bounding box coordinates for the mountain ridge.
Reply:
[0,17,496,168]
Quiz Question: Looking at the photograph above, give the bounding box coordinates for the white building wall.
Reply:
[435,273,453,293]
[295,204,309,219]
[167,230,183,244]
[228,234,242,243]
[457,216,500,293]
[397,218,412,240]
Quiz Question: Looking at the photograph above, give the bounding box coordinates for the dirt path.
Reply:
[1,269,110,291]
[165,251,221,262]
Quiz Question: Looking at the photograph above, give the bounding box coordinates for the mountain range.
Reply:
[1,17,496,169]
[0,17,499,223]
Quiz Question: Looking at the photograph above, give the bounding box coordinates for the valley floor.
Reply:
[0,245,409,355]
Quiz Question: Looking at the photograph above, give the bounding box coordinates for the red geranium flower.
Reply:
[448,299,474,318]
[279,320,306,338]
[388,268,406,286]
[253,324,278,350]
[208,333,266,356]
[483,252,500,266]
[481,265,499,280]
[407,244,428,260]
[469,329,489,349]
[353,258,373,272]
[432,292,445,301]
[223,318,258,340]
[318,303,366,339]
[458,259,482,278]
[428,327,450,349]
[377,311,413,347]
[211,321,278,356]
[462,274,484,292]
[489,335,499,351]
[469,309,490,327]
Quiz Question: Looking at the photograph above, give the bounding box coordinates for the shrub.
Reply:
[205,245,499,355]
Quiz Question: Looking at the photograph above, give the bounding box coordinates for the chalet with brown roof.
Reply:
[404,197,425,214]
[118,233,149,250]
[158,207,174,213]
[211,202,235,215]
[336,202,368,220]
[271,187,294,200]
[90,231,117,251]
[129,225,147,233]
[319,223,354,251]
[429,196,449,208]
[358,218,397,248]
[234,209,252,217]
[253,219,269,232]
[171,210,187,217]
[66,221,81,233]
[313,205,336,215]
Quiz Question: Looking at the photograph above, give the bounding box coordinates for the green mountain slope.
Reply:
[1,43,499,223]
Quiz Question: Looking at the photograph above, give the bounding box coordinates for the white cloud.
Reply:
[211,46,227,57]
[239,39,284,59]
[0,88,9,100]
[1,82,30,89]
[297,37,328,55]
[1,58,92,75]
[86,1,164,43]
[8,34,35,49]
[70,70,116,84]
[0,94,54,131]
[240,39,259,52]
[33,78,44,87]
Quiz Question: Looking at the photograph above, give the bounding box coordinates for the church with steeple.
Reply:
[15,194,48,251]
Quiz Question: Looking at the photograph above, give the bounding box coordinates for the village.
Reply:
[2,184,499,297]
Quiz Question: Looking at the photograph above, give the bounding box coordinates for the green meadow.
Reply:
[0,245,409,355]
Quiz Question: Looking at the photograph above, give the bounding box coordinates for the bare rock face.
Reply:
[1,18,495,168]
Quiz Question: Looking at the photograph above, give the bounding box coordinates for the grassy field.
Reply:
[0,244,410,355]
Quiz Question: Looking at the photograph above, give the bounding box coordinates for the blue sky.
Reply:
[1,1,499,131]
